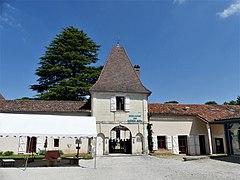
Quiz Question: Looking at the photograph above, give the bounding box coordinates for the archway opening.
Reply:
[109,125,132,154]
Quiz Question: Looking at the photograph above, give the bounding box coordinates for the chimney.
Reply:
[134,65,140,77]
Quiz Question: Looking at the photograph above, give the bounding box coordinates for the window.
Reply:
[54,139,59,147]
[157,136,166,149]
[26,137,37,153]
[116,96,125,111]
[110,96,130,112]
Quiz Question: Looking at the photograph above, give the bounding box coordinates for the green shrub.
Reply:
[38,149,47,155]
[59,150,64,155]
[80,153,93,159]
[3,151,14,156]
[0,151,3,155]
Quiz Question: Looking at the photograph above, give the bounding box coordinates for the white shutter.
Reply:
[36,136,45,153]
[188,135,195,155]
[125,97,130,111]
[152,136,158,150]
[195,135,200,155]
[110,96,116,111]
[18,136,27,154]
[166,136,172,150]
[172,136,179,154]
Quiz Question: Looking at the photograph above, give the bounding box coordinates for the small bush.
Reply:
[80,153,93,160]
[59,150,64,155]
[3,151,14,156]
[0,151,3,155]
[38,149,47,155]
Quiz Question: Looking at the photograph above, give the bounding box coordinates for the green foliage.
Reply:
[223,96,240,105]
[79,153,93,159]
[38,149,63,156]
[62,153,93,159]
[31,26,102,100]
[236,96,240,105]
[224,101,237,105]
[147,123,153,153]
[0,154,45,159]
[16,97,38,100]
[38,149,47,155]
[59,150,64,155]
[205,101,218,105]
[164,101,179,104]
[3,151,14,156]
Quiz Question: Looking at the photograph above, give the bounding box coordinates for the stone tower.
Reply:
[90,46,151,155]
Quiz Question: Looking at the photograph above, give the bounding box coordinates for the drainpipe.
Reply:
[207,123,213,155]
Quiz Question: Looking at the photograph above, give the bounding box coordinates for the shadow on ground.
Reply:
[0,158,82,168]
[210,155,240,165]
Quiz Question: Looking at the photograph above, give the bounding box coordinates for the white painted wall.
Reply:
[210,124,226,154]
[91,92,149,155]
[150,115,209,155]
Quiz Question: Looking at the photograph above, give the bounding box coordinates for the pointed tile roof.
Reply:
[90,46,151,94]
[0,93,5,101]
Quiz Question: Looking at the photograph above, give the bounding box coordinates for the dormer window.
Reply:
[116,96,125,111]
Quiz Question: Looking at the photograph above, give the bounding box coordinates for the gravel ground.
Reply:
[0,155,239,180]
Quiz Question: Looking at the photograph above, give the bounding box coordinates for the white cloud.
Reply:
[217,0,240,18]
[173,0,187,5]
[4,3,16,11]
[0,3,23,28]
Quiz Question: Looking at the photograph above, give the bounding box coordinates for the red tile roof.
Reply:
[90,46,151,94]
[148,103,240,122]
[214,113,240,121]
[1,97,239,123]
[0,100,90,113]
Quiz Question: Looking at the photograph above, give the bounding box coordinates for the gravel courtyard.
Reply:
[0,155,239,180]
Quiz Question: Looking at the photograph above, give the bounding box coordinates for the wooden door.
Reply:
[199,135,206,155]
[178,136,188,154]
[157,136,166,149]
[215,138,224,154]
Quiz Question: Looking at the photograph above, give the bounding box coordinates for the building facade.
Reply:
[0,46,240,157]
[90,46,151,155]
[148,103,240,155]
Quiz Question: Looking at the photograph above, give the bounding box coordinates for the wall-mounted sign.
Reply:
[128,114,142,123]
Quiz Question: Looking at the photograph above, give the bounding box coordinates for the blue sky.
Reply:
[0,0,239,104]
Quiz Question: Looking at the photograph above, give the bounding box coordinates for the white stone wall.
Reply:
[91,92,149,155]
[91,92,148,123]
[150,115,209,155]
[0,137,19,154]
[210,124,226,154]
[0,136,91,155]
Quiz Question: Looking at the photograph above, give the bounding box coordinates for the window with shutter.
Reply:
[116,96,125,111]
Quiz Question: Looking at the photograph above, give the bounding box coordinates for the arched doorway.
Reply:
[109,125,132,154]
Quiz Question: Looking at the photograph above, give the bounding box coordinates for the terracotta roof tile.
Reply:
[148,103,240,122]
[90,46,151,94]
[0,100,90,113]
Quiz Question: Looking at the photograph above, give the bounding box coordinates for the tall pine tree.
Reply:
[31,26,102,100]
